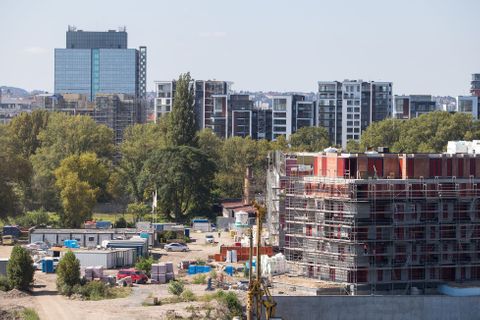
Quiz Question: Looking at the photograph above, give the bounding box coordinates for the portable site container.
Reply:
[0,259,8,276]
[192,219,211,232]
[65,248,136,269]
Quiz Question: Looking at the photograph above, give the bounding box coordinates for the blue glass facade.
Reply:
[54,49,91,97]
[55,48,137,101]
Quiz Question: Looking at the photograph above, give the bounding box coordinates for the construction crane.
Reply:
[246,201,277,320]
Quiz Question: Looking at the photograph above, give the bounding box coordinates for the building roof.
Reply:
[221,201,255,213]
[31,228,145,234]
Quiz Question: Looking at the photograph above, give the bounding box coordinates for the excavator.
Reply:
[246,201,278,320]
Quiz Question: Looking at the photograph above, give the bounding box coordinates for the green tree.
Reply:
[54,152,111,201]
[168,280,185,296]
[167,73,197,147]
[359,118,404,152]
[126,202,151,222]
[143,146,215,221]
[7,245,34,291]
[215,137,263,198]
[346,140,361,153]
[7,110,50,159]
[55,172,97,228]
[270,134,289,151]
[197,128,223,160]
[135,257,155,276]
[119,123,166,203]
[56,250,81,295]
[0,125,32,218]
[289,126,330,152]
[30,113,114,210]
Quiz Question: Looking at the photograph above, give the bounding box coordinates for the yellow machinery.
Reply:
[247,201,277,320]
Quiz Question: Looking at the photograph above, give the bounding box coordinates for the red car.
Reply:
[117,268,148,284]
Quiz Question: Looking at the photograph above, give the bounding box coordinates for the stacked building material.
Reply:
[84,267,94,280]
[215,245,273,262]
[165,262,174,281]
[151,263,172,284]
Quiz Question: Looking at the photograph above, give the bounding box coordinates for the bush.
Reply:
[21,308,40,320]
[77,281,108,300]
[192,273,207,285]
[180,289,196,302]
[209,269,217,279]
[15,209,51,227]
[0,275,11,292]
[168,280,184,296]
[215,291,243,317]
[114,217,127,228]
[56,250,81,295]
[135,256,155,276]
[7,245,34,290]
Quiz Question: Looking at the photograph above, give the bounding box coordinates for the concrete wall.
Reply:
[272,295,480,320]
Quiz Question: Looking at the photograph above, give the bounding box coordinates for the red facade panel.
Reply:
[337,158,345,177]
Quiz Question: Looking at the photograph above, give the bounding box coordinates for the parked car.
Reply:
[205,234,215,244]
[117,268,148,284]
[117,276,133,287]
[25,241,49,251]
[164,243,189,252]
[1,235,15,245]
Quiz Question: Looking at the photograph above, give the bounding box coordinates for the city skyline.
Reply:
[0,0,479,96]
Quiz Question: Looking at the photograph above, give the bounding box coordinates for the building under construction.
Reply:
[266,150,480,294]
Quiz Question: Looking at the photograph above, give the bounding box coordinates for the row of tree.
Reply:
[347,111,480,153]
[6,75,476,226]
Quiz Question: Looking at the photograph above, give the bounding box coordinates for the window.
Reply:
[88,236,95,242]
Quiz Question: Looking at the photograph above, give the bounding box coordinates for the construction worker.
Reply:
[218,230,221,238]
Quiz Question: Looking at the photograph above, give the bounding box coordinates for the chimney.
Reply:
[243,166,252,205]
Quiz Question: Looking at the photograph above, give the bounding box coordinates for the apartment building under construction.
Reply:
[266,149,480,294]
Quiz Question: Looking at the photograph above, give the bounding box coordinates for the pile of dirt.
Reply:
[1,289,30,299]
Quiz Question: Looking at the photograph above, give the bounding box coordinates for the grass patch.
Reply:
[192,274,207,285]
[76,281,132,300]
[21,308,40,320]
[92,213,135,224]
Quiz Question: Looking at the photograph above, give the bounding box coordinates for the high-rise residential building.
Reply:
[55,26,146,101]
[471,73,480,97]
[267,149,480,295]
[153,81,175,120]
[256,107,273,141]
[317,80,392,148]
[153,79,231,133]
[228,94,255,138]
[393,95,436,119]
[456,96,479,119]
[195,80,231,132]
[271,94,312,140]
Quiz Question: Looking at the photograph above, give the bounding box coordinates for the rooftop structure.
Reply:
[267,148,480,295]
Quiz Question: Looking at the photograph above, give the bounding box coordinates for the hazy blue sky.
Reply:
[0,0,479,96]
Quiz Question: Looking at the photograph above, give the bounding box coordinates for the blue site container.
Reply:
[2,226,21,238]
[64,239,80,249]
[184,228,190,238]
[42,259,54,273]
[224,265,234,276]
[96,221,112,229]
[188,265,197,275]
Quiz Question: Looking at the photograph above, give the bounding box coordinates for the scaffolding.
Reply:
[267,151,480,295]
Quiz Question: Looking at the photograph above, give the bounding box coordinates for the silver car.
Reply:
[164,243,189,252]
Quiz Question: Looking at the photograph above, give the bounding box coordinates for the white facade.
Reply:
[271,95,293,140]
[153,81,174,121]
[456,96,479,120]
[446,140,480,155]
[341,81,362,149]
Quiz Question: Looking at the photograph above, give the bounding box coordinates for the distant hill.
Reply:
[0,86,30,98]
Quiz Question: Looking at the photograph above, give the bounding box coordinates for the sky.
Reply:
[0,0,479,96]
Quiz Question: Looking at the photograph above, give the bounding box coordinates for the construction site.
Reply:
[266,148,480,295]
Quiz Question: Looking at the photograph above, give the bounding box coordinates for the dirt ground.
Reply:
[0,230,318,319]
[0,230,243,320]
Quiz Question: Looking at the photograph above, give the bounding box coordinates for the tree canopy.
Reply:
[289,126,330,152]
[359,111,480,153]
[167,72,197,147]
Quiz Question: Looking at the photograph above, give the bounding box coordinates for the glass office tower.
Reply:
[55,27,146,101]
